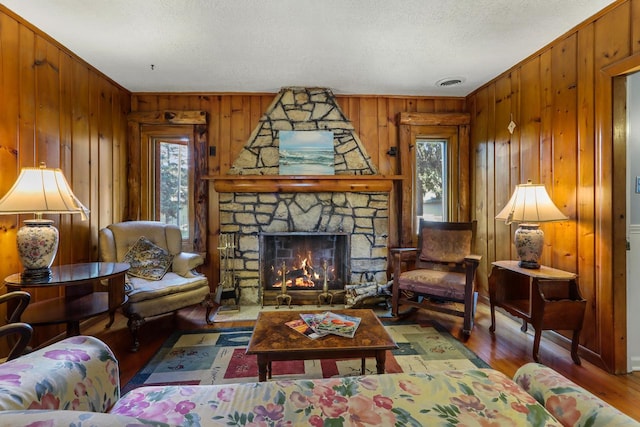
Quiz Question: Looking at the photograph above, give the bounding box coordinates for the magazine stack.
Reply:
[285,311,362,339]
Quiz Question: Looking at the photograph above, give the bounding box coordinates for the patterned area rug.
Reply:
[123,321,489,394]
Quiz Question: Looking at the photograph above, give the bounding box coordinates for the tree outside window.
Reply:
[415,139,447,222]
[157,139,191,241]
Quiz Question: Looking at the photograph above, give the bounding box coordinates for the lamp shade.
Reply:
[0,164,89,219]
[495,180,567,269]
[495,181,567,225]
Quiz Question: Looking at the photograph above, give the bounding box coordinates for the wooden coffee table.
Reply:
[246,308,397,381]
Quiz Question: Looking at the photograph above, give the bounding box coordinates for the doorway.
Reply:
[627,71,640,371]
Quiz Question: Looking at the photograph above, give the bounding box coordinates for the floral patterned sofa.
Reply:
[0,336,636,426]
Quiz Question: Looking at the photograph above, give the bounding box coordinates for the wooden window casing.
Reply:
[398,112,470,247]
[127,110,208,255]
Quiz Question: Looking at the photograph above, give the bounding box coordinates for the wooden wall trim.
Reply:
[193,124,208,253]
[602,51,640,76]
[399,112,470,126]
[127,110,207,125]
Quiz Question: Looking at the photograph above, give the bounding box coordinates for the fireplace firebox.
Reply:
[259,232,350,306]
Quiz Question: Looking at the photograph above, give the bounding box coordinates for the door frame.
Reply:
[597,53,640,372]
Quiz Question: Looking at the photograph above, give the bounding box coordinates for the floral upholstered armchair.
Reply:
[99,220,211,351]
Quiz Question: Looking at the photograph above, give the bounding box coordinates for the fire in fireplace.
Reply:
[259,232,350,305]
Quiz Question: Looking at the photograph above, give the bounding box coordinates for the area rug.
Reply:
[123,321,489,394]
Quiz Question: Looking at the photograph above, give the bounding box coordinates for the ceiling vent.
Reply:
[435,77,464,87]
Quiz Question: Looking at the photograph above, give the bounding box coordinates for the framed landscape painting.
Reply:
[279,130,335,175]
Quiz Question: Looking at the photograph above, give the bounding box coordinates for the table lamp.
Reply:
[0,163,90,281]
[495,180,567,269]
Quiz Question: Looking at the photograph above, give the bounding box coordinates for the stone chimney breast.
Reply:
[228,87,377,176]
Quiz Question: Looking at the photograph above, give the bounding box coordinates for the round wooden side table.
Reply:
[4,262,129,337]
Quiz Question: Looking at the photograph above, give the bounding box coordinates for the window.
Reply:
[398,113,469,247]
[132,114,208,255]
[155,138,193,242]
[415,139,447,228]
[140,126,196,251]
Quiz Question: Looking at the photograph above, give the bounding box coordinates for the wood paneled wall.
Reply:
[130,94,467,289]
[0,7,130,344]
[467,0,633,373]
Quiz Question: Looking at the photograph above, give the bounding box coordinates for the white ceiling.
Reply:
[1,0,617,96]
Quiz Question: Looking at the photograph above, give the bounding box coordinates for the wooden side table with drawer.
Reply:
[488,260,586,365]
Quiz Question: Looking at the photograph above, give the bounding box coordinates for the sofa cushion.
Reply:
[125,272,209,303]
[123,279,211,319]
[123,236,173,280]
[398,269,467,300]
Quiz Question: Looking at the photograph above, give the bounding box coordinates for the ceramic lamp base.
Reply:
[514,223,543,269]
[17,219,59,281]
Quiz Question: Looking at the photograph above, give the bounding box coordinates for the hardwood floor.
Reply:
[81,301,640,422]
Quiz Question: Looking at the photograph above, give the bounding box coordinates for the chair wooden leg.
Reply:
[105,311,116,329]
[203,293,215,325]
[391,299,398,317]
[127,317,145,352]
[462,316,472,337]
[532,328,542,363]
[462,292,478,336]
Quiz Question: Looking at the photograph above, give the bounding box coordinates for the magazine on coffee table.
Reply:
[285,318,328,339]
[300,311,361,338]
[299,313,324,334]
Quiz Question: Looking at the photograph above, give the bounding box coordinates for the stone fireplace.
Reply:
[214,87,390,305]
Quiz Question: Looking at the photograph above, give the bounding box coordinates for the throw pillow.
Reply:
[123,236,174,280]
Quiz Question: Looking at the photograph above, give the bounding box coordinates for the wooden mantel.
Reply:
[204,175,403,193]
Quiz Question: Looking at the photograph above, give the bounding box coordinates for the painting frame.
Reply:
[279,130,335,175]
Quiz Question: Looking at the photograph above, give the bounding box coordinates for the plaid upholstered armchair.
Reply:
[391,220,481,336]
